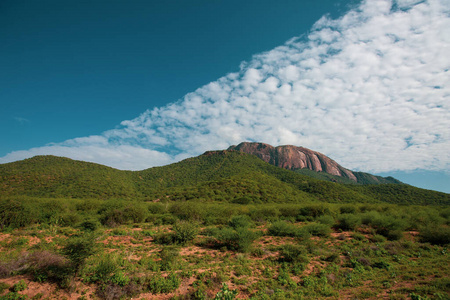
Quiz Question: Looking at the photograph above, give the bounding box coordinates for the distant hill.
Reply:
[0,155,137,198]
[0,151,448,205]
[228,142,401,185]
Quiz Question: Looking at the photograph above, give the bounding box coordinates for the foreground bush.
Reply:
[268,221,298,237]
[279,244,309,263]
[146,273,180,293]
[303,223,331,237]
[100,201,147,227]
[335,214,361,231]
[63,234,98,272]
[419,226,450,245]
[211,227,261,252]
[228,215,253,229]
[154,221,198,246]
[172,221,199,245]
[0,199,35,229]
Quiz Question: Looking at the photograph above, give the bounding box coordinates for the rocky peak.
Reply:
[228,142,357,182]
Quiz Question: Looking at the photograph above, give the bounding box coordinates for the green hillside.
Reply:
[295,168,402,185]
[0,155,137,199]
[0,152,448,205]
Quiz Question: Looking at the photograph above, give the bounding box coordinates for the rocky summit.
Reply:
[228,142,357,181]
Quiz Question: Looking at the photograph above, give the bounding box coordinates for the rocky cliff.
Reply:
[228,142,357,182]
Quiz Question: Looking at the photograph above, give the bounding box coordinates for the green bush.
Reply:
[0,282,9,294]
[279,244,309,263]
[159,246,180,271]
[249,206,281,222]
[316,215,335,226]
[99,200,147,226]
[335,214,361,231]
[340,205,358,214]
[89,255,119,284]
[11,280,27,292]
[303,223,331,237]
[169,202,206,221]
[419,226,450,245]
[63,234,97,271]
[146,273,180,293]
[228,215,253,229]
[299,204,331,219]
[147,202,166,214]
[76,199,102,212]
[0,199,35,229]
[370,234,387,243]
[214,283,238,300]
[212,227,260,252]
[172,221,199,245]
[60,212,82,227]
[0,292,28,300]
[361,213,407,240]
[78,218,100,231]
[268,221,297,237]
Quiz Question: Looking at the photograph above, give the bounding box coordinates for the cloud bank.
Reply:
[2,0,449,173]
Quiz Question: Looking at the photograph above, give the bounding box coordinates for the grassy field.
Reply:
[0,201,448,300]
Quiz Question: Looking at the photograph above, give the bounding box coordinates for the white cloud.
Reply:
[1,0,449,173]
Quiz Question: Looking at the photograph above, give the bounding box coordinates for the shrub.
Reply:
[11,280,27,292]
[365,214,407,240]
[60,212,82,227]
[79,218,100,232]
[213,227,260,252]
[110,271,130,287]
[360,211,381,225]
[146,273,180,293]
[249,207,280,222]
[63,234,97,271]
[268,221,297,237]
[214,283,238,300]
[0,199,35,229]
[95,281,142,300]
[303,223,331,237]
[228,215,253,229]
[335,214,361,231]
[299,204,331,219]
[340,205,358,214]
[169,202,206,221]
[419,226,450,245]
[351,232,366,241]
[1,292,28,300]
[384,230,403,241]
[147,213,176,225]
[99,201,147,227]
[147,203,166,214]
[231,196,252,205]
[76,199,101,212]
[316,215,335,226]
[90,256,119,283]
[278,244,309,263]
[159,247,180,271]
[0,282,10,294]
[26,250,71,285]
[172,221,199,245]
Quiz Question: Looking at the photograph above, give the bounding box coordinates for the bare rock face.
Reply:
[228,142,357,182]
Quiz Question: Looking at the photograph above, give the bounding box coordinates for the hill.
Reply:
[228,142,401,185]
[0,151,448,205]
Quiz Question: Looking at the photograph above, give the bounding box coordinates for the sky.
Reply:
[1,0,449,193]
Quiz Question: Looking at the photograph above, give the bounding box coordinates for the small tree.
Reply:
[214,283,237,300]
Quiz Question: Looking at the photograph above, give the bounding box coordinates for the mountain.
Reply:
[228,142,401,185]
[0,151,448,205]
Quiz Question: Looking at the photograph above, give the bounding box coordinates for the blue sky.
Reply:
[1,0,449,193]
